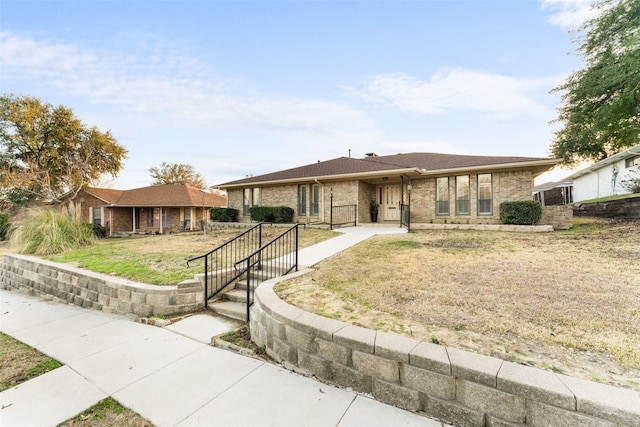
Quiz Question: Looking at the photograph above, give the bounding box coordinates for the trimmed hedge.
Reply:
[249,206,295,223]
[210,207,239,222]
[500,201,542,225]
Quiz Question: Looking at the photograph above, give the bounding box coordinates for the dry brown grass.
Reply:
[275,219,640,390]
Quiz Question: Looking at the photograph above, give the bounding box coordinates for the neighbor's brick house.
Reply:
[67,184,226,236]
[218,152,561,226]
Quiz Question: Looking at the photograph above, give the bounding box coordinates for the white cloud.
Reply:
[0,31,377,136]
[540,0,599,29]
[347,69,553,118]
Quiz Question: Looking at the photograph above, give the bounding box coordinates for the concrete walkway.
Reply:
[0,226,453,427]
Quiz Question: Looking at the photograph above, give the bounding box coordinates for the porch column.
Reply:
[132,208,136,233]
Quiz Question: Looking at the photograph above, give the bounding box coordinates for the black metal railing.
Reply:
[330,204,357,229]
[235,224,299,321]
[400,203,411,232]
[186,223,263,307]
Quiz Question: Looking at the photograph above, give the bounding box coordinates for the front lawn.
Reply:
[46,227,337,285]
[275,219,640,391]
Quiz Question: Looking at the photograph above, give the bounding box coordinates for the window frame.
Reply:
[310,183,319,216]
[435,177,450,216]
[298,184,307,216]
[625,156,640,168]
[243,188,251,216]
[455,175,470,215]
[477,173,493,215]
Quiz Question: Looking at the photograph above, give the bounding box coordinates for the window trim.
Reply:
[435,177,450,216]
[477,173,493,216]
[298,184,307,216]
[310,183,319,216]
[455,175,470,215]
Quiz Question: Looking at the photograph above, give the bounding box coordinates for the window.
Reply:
[311,184,319,215]
[183,208,191,228]
[477,174,492,215]
[243,188,251,215]
[92,207,102,225]
[298,185,307,215]
[252,188,260,206]
[148,208,160,227]
[436,177,449,215]
[162,209,172,228]
[625,156,640,168]
[456,175,470,215]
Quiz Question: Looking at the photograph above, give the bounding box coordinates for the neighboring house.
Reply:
[533,179,574,206]
[66,184,227,236]
[569,144,640,202]
[218,152,560,226]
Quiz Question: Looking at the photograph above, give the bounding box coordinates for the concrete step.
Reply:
[208,300,247,322]
[235,279,259,291]
[224,289,248,303]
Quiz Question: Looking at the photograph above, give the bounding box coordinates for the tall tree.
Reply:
[550,0,640,166]
[149,162,206,188]
[0,95,127,208]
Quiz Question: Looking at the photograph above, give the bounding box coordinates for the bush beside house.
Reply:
[210,207,239,222]
[500,201,542,225]
[249,206,294,223]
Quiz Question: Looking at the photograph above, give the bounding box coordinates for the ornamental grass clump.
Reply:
[10,209,95,256]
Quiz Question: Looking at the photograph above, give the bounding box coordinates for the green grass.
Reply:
[577,192,640,204]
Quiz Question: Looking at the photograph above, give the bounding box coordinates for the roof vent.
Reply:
[365,152,378,157]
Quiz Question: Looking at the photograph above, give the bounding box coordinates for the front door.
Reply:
[383,185,400,221]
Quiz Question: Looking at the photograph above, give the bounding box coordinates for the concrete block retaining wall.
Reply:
[0,254,204,317]
[251,271,640,427]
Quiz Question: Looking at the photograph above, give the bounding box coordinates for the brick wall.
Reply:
[574,196,640,219]
[1,254,204,317]
[540,206,573,230]
[251,272,639,427]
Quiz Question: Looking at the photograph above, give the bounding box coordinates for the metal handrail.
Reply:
[330,204,357,229]
[186,223,263,309]
[234,224,299,321]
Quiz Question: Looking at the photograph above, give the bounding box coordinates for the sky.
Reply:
[1,0,599,190]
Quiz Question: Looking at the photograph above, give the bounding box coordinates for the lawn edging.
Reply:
[252,271,640,427]
[0,254,203,317]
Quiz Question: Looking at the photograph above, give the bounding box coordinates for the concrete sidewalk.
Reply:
[0,226,451,427]
[298,225,407,267]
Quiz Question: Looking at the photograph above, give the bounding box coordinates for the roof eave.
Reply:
[218,168,420,189]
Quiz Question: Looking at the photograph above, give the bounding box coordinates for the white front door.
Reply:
[383,185,401,220]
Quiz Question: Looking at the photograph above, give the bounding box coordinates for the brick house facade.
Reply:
[219,153,561,226]
[67,184,226,236]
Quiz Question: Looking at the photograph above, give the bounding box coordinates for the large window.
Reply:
[436,177,449,215]
[298,184,307,215]
[456,175,470,215]
[243,189,250,215]
[148,208,159,227]
[477,174,493,215]
[311,184,319,215]
[252,188,260,206]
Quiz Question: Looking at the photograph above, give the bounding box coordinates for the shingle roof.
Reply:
[219,152,559,187]
[85,184,226,208]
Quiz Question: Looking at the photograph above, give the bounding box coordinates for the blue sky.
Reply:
[1,0,597,189]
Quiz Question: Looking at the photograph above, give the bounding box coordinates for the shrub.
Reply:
[90,223,106,238]
[500,201,542,225]
[620,169,640,194]
[9,209,95,255]
[0,213,9,241]
[249,206,295,223]
[210,207,239,222]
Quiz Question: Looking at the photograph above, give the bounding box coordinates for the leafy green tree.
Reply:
[0,95,127,208]
[149,162,206,188]
[550,0,640,166]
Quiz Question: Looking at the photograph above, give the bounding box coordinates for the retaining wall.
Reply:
[251,271,640,427]
[574,196,640,219]
[0,254,204,317]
